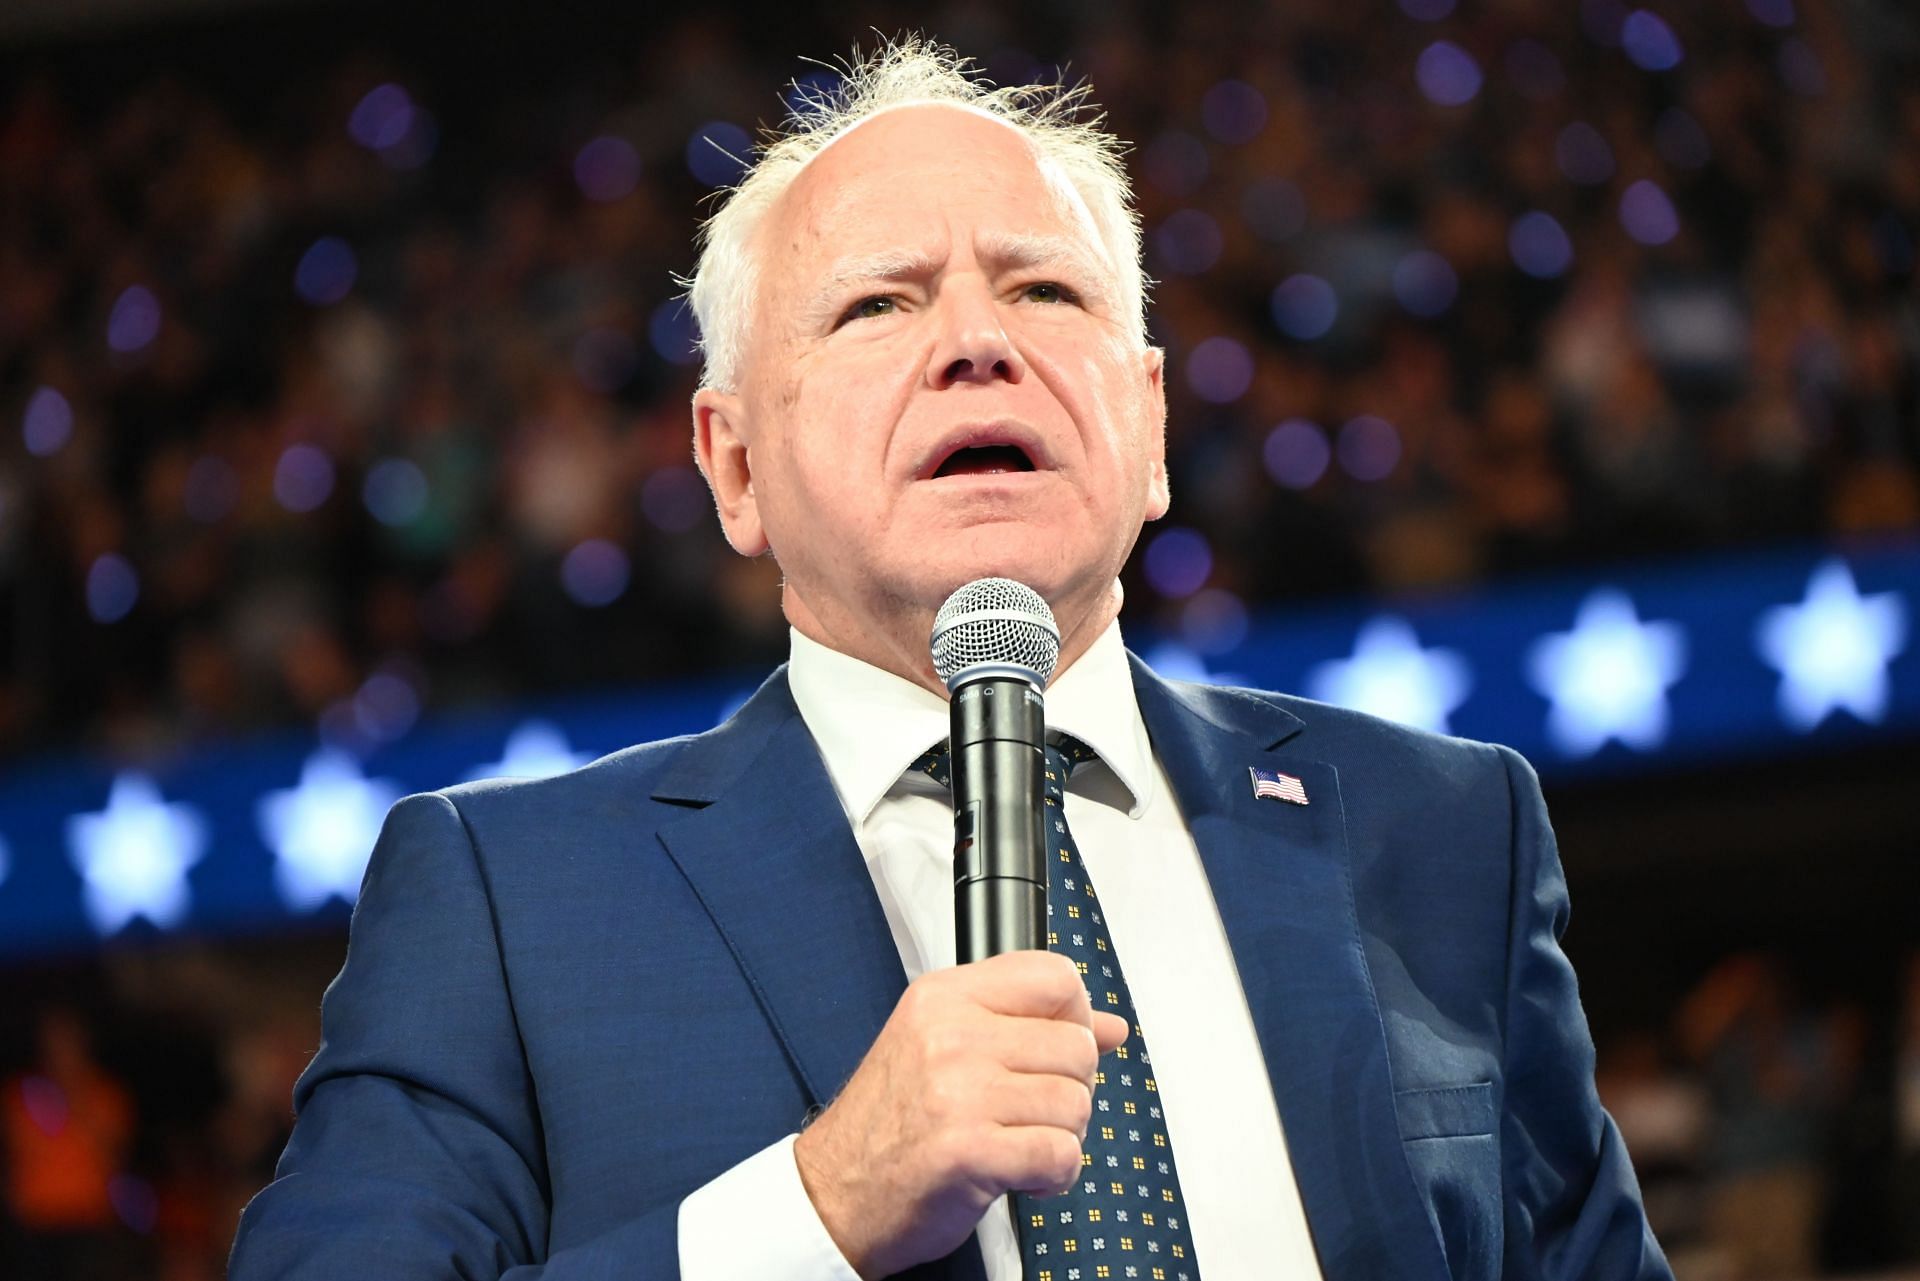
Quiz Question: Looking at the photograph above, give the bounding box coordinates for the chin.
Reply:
[907,539,1102,612]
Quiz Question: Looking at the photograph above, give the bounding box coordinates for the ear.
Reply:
[1141,346,1171,521]
[692,388,770,557]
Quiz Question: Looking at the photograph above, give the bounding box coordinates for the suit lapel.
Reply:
[651,668,988,1281]
[652,667,907,1108]
[1130,658,1448,1281]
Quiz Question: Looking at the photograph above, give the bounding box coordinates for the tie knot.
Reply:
[909,736,1098,792]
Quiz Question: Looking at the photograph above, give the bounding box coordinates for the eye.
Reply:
[1021,282,1078,305]
[840,295,898,324]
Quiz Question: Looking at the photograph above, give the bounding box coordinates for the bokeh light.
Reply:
[1271,273,1339,340]
[1200,80,1268,145]
[1153,209,1224,276]
[1619,179,1680,246]
[1144,527,1213,598]
[377,109,437,171]
[1185,337,1256,404]
[1241,177,1307,243]
[1746,0,1795,27]
[107,285,160,353]
[574,135,640,202]
[1397,0,1455,19]
[561,539,629,606]
[363,459,428,527]
[1180,588,1251,656]
[648,299,702,366]
[641,465,710,534]
[1416,41,1484,107]
[23,386,73,457]
[1263,418,1331,489]
[1509,211,1574,278]
[686,121,752,188]
[86,553,139,623]
[1555,122,1615,186]
[1621,11,1683,71]
[1392,250,1459,318]
[274,444,335,513]
[348,83,413,150]
[353,669,421,742]
[1338,415,1402,482]
[294,237,357,306]
[782,69,843,121]
[108,1173,159,1234]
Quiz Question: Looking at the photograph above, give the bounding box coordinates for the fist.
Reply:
[792,951,1130,1279]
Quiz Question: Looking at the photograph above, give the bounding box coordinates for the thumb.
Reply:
[1092,1011,1130,1055]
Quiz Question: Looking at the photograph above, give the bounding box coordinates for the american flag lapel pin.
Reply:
[1249,766,1310,805]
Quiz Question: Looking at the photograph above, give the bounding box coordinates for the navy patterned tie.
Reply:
[913,738,1202,1281]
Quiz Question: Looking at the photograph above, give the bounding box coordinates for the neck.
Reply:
[784,578,1123,697]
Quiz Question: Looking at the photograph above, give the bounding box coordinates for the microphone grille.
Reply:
[930,578,1061,690]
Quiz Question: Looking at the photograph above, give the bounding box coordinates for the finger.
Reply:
[963,951,1094,1023]
[980,1124,1086,1198]
[1092,1011,1130,1055]
[991,1016,1102,1080]
[985,1070,1094,1134]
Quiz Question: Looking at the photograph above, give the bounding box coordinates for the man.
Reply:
[229,41,1669,1280]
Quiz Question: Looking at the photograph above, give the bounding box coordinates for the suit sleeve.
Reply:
[1493,745,1672,1281]
[227,792,683,1280]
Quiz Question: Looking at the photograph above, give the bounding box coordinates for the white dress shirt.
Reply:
[680,622,1324,1279]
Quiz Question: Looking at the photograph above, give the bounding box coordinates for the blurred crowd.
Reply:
[0,0,1917,759]
[2,944,1914,1280]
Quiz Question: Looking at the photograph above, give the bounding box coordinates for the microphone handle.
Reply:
[949,675,1048,963]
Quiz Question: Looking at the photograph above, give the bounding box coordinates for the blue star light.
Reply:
[464,719,596,782]
[1305,615,1471,733]
[257,749,402,911]
[65,773,208,935]
[1755,558,1908,730]
[1140,641,1248,689]
[1527,588,1687,756]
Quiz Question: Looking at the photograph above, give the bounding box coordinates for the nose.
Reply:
[925,280,1027,388]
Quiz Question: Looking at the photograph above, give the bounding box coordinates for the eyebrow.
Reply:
[802,232,1111,327]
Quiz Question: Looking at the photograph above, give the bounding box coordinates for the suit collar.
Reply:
[651,666,908,1108]
[656,661,1439,1281]
[1131,658,1449,1281]
[651,668,989,1280]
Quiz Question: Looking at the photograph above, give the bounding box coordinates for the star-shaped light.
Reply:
[1755,559,1908,731]
[65,773,208,935]
[1305,615,1471,733]
[464,720,596,782]
[1140,641,1247,689]
[1527,588,1687,756]
[257,749,402,911]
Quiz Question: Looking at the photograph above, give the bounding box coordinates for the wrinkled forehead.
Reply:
[763,101,1113,275]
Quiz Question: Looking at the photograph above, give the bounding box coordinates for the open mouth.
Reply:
[931,444,1037,478]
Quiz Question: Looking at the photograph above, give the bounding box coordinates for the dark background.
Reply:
[1,1,1916,1276]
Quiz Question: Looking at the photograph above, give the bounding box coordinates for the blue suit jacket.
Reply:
[230,658,1669,1280]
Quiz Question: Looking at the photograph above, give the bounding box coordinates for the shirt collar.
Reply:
[787,617,1154,824]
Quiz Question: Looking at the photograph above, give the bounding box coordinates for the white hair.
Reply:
[685,38,1147,392]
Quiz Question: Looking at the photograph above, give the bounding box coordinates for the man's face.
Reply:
[695,104,1168,664]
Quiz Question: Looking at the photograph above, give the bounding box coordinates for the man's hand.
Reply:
[792,950,1130,1279]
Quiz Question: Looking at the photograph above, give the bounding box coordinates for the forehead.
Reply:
[765,103,1106,270]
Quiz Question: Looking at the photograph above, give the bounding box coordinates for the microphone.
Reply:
[929,579,1062,964]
